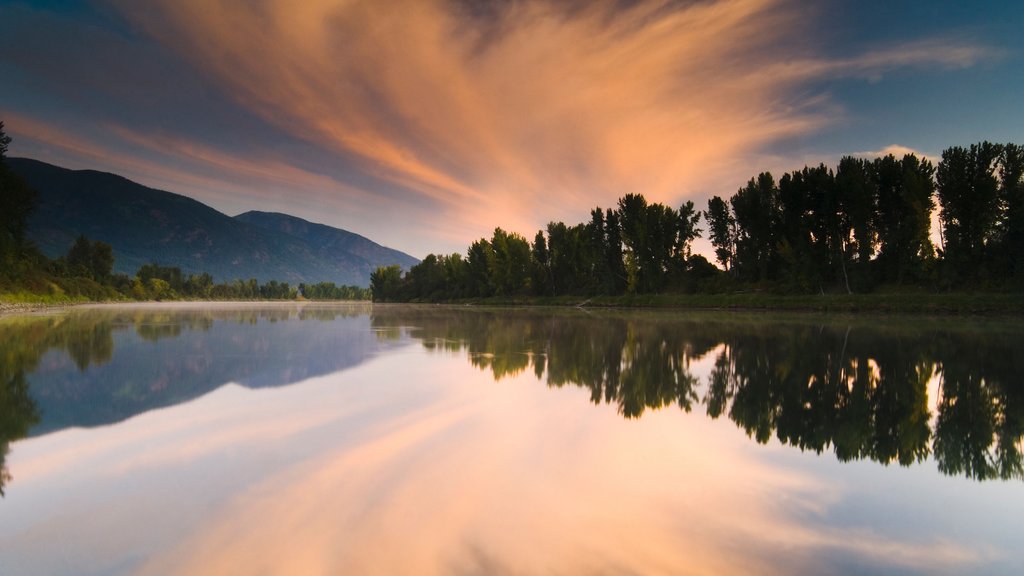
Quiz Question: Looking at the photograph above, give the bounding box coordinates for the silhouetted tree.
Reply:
[937,142,1003,284]
[731,172,779,282]
[996,143,1024,281]
[0,121,37,270]
[604,208,628,294]
[531,230,550,296]
[704,196,735,272]
[835,156,876,288]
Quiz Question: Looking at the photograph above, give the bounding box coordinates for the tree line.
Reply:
[372,194,709,301]
[14,237,371,302]
[373,141,1023,302]
[0,122,369,302]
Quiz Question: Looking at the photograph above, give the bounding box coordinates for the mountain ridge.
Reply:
[234,210,419,272]
[10,157,417,286]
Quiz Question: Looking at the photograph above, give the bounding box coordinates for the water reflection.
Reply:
[1,303,1021,500]
[371,306,1024,481]
[0,303,377,495]
[2,304,1023,574]
[0,371,38,496]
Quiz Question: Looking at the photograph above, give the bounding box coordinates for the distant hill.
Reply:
[235,211,419,272]
[10,158,418,286]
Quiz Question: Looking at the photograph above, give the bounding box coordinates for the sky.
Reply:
[1,0,1022,259]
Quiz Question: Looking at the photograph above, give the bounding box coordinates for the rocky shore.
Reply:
[0,301,76,317]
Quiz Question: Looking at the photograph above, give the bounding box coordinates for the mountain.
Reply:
[10,158,417,286]
[234,211,419,272]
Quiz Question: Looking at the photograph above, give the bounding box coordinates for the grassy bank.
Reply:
[5,289,1022,316]
[425,291,1024,316]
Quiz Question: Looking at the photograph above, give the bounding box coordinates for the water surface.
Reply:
[1,303,1021,575]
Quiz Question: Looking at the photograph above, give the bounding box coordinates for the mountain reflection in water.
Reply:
[1,303,1022,500]
[0,303,378,495]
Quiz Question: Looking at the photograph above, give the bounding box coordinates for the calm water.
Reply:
[1,303,1021,575]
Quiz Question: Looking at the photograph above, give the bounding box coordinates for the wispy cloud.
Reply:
[1,0,993,255]
[104,0,992,246]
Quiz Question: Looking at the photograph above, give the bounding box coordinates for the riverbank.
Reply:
[422,291,1024,316]
[0,301,79,317]
[4,291,1022,317]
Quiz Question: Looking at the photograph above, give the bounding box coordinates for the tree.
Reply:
[731,172,779,282]
[465,239,494,297]
[677,200,702,262]
[704,196,735,272]
[873,154,936,284]
[776,168,818,290]
[370,265,403,302]
[441,253,469,298]
[803,164,845,292]
[487,228,531,296]
[603,208,628,294]
[547,221,587,295]
[89,241,114,282]
[937,142,1002,282]
[836,156,876,288]
[617,193,649,292]
[531,230,550,296]
[996,143,1024,281]
[65,235,94,278]
[587,208,610,293]
[0,121,10,158]
[0,121,37,269]
[406,254,446,300]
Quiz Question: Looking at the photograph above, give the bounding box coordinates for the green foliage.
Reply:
[0,123,38,276]
[63,235,115,282]
[370,265,404,302]
[300,281,370,300]
[487,228,532,297]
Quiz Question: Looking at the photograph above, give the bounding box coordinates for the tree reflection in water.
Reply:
[372,307,1024,481]
[0,304,1019,498]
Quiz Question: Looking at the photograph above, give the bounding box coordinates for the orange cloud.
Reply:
[105,0,991,247]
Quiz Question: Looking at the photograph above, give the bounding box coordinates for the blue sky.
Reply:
[1,0,1021,258]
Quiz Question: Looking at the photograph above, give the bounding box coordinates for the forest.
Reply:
[372,141,1023,302]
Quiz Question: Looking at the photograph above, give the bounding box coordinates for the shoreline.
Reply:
[3,291,1022,318]
[0,301,79,317]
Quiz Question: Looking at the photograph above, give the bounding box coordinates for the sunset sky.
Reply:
[2,0,1022,258]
